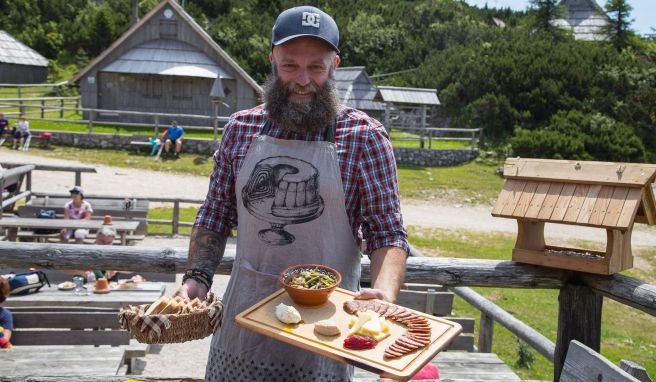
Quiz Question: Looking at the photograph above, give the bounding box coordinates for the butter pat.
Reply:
[275,303,302,324]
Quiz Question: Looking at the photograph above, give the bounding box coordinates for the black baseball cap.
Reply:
[69,186,84,195]
[271,6,340,53]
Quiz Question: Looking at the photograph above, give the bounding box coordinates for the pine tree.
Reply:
[529,0,562,37]
[603,0,634,50]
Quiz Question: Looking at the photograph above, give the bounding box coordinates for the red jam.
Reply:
[343,334,377,350]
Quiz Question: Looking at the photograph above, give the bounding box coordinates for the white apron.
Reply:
[205,121,362,382]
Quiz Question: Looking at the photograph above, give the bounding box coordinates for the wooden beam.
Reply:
[0,164,36,180]
[554,285,603,382]
[0,242,653,316]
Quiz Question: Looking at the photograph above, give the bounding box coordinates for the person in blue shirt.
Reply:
[0,276,13,349]
[162,120,184,159]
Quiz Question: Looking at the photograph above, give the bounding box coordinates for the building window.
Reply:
[173,78,192,100]
[139,76,163,99]
[160,20,177,39]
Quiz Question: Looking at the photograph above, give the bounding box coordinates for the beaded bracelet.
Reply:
[182,268,212,290]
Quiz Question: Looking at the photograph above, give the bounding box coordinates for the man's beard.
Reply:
[262,68,339,133]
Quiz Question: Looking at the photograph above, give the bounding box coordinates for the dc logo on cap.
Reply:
[302,12,320,28]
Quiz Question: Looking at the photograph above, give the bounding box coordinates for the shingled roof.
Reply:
[334,67,385,111]
[0,30,48,67]
[552,0,609,41]
[492,158,656,230]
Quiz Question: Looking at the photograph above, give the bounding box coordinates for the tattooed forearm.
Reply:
[187,226,228,278]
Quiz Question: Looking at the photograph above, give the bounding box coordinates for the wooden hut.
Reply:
[334,67,386,120]
[374,86,440,131]
[0,30,48,84]
[552,0,609,41]
[70,0,261,125]
[492,158,656,275]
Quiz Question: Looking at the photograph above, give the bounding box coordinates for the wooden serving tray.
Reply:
[235,287,462,381]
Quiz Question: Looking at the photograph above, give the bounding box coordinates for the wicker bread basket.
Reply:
[119,292,223,344]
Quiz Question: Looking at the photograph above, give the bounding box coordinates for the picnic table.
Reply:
[3,281,165,309]
[0,217,140,245]
[0,345,126,377]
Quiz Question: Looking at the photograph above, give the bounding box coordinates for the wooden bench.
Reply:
[129,134,156,153]
[10,308,149,373]
[397,283,475,351]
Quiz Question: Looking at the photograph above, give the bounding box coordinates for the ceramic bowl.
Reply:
[279,264,341,306]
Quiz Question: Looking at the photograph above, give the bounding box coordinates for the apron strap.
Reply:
[261,120,337,143]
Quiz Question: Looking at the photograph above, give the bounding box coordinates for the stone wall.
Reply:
[393,148,479,166]
[37,130,219,155]
[36,131,478,165]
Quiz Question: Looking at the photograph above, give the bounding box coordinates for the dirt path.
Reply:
[3,150,656,247]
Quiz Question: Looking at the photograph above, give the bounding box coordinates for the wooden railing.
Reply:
[393,127,481,148]
[1,162,96,188]
[0,243,653,381]
[0,99,229,138]
[0,82,69,98]
[0,165,35,210]
[0,97,80,118]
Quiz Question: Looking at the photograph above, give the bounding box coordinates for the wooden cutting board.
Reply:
[235,287,462,381]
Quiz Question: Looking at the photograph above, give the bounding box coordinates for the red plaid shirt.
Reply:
[194,104,408,254]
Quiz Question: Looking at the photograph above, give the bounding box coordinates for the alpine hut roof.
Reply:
[552,0,609,41]
[0,30,48,67]
[374,86,440,106]
[101,39,233,79]
[334,67,385,111]
[70,0,260,93]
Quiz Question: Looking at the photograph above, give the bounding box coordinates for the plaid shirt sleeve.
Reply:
[357,122,409,254]
[194,117,239,236]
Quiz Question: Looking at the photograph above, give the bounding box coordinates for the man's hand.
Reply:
[174,278,208,300]
[364,246,407,304]
[355,288,394,303]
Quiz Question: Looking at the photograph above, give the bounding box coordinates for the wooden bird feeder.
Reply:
[492,158,656,275]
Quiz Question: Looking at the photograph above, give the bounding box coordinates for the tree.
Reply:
[529,0,562,37]
[603,0,633,50]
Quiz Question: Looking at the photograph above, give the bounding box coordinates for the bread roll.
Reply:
[145,297,169,315]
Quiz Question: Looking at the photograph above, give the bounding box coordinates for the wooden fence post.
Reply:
[553,283,603,382]
[40,100,45,119]
[172,200,180,235]
[88,110,94,134]
[75,171,82,187]
[60,99,64,118]
[76,99,80,115]
[154,115,159,137]
[26,171,32,203]
[478,312,494,353]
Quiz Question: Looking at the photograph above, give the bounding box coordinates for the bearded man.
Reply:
[176,6,408,382]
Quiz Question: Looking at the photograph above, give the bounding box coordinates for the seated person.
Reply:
[162,120,184,159]
[11,113,30,150]
[60,186,93,244]
[0,276,13,349]
[0,113,8,140]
